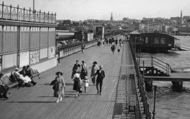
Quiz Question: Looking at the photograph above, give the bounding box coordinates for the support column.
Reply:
[17,26,20,68]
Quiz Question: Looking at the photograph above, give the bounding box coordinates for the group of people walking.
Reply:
[71,60,105,95]
[51,59,105,103]
[111,41,122,54]
[72,60,88,95]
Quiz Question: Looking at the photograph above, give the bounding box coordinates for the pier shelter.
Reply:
[0,2,57,73]
[130,32,178,52]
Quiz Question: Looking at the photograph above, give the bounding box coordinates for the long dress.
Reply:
[73,73,81,92]
[91,64,99,84]
[52,76,65,97]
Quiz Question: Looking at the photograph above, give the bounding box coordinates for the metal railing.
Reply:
[150,56,171,75]
[0,2,56,24]
[129,39,152,119]
[57,40,97,60]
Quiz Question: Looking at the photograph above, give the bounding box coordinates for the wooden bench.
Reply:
[1,75,18,88]
[1,69,40,89]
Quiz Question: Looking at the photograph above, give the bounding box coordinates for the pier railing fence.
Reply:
[0,2,56,24]
[128,39,152,119]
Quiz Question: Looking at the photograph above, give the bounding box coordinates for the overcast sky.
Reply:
[1,0,190,20]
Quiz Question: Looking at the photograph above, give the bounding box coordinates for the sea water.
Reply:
[142,36,190,119]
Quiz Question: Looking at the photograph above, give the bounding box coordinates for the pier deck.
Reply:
[0,43,138,119]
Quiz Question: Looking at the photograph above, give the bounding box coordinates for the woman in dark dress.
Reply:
[73,73,82,97]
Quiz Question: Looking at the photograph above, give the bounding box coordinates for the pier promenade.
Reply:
[0,43,139,119]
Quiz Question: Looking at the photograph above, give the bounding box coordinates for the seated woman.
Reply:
[13,68,36,87]
[19,66,27,77]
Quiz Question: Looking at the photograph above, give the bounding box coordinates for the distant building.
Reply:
[177,27,190,35]
[96,26,105,40]
[180,10,184,25]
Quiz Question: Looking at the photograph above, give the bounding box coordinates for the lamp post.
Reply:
[33,0,35,11]
[152,86,157,119]
[33,0,36,13]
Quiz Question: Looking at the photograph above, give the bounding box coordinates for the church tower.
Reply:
[180,10,184,25]
[110,12,113,21]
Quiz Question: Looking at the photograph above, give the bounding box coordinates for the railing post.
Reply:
[33,9,35,22]
[151,56,153,75]
[23,8,25,21]
[49,13,52,23]
[51,13,54,23]
[47,12,49,23]
[44,12,45,23]
[39,10,41,22]
[10,5,12,19]
[167,64,170,75]
[2,1,4,18]
[54,13,56,23]
[143,60,145,77]
[152,86,157,119]
[139,48,141,65]
[151,56,153,67]
[29,8,31,21]
[17,5,19,20]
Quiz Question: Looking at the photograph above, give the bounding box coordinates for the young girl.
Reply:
[83,76,89,93]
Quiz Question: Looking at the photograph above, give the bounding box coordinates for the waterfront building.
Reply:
[0,2,57,73]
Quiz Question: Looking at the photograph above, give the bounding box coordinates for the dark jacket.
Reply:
[96,69,105,81]
[80,64,88,79]
[71,64,80,78]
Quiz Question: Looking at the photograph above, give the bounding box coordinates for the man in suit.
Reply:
[95,65,105,95]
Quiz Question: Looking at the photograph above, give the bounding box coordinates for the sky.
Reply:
[1,0,190,20]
